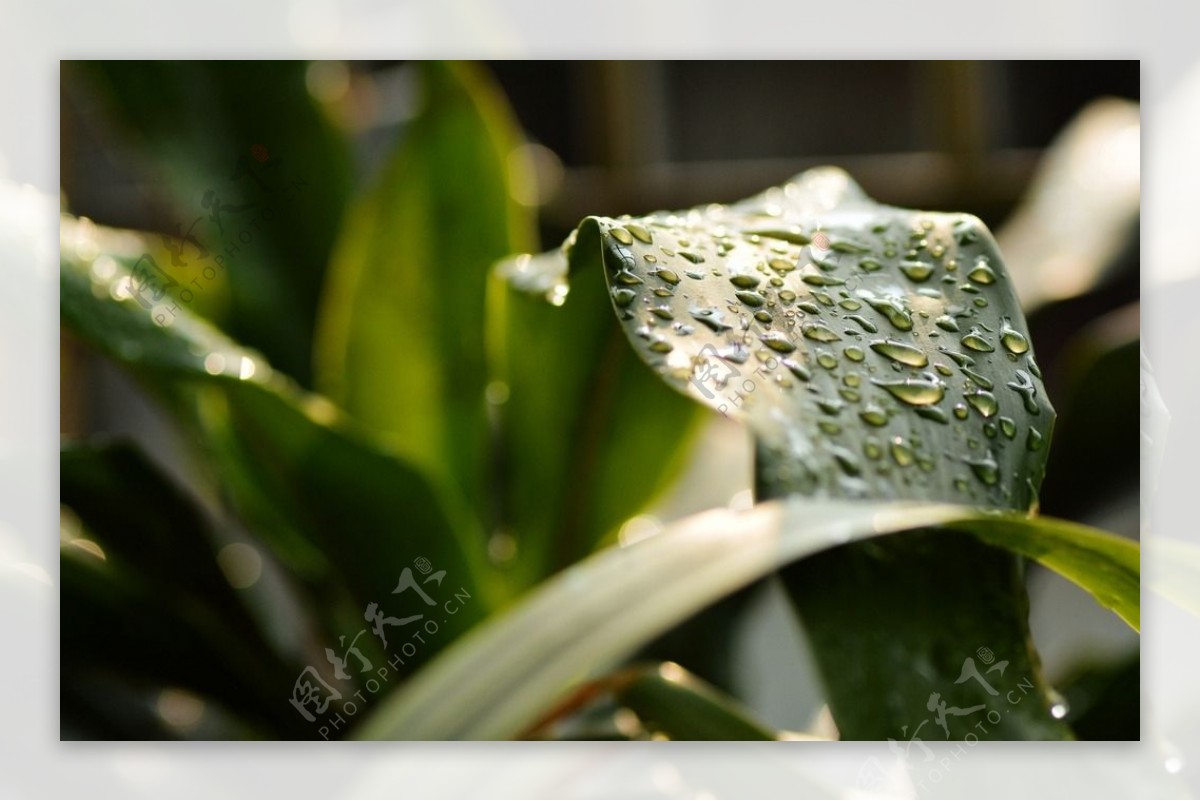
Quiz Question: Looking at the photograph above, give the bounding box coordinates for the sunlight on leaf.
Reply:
[357,500,1136,740]
[560,167,1053,510]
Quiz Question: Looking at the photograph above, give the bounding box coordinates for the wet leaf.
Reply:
[549,168,1074,740]
[561,167,1054,510]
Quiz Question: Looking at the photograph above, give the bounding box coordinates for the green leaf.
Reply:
[356,500,1136,740]
[562,167,1054,509]
[315,61,534,536]
[60,216,498,662]
[961,515,1139,631]
[74,61,354,385]
[613,663,779,741]
[61,440,263,641]
[490,250,706,583]
[60,445,306,736]
[555,167,1073,740]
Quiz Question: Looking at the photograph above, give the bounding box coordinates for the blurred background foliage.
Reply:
[59,60,1139,739]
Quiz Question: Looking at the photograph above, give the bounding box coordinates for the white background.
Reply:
[1,1,1196,797]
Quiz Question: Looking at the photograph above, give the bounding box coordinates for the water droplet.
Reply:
[870,338,928,367]
[768,257,797,273]
[679,251,705,264]
[864,438,883,460]
[650,306,673,320]
[953,403,969,420]
[961,327,996,353]
[746,226,810,245]
[965,451,999,485]
[604,240,636,273]
[801,272,845,287]
[860,404,888,426]
[644,254,658,263]
[625,223,653,244]
[1028,356,1042,379]
[719,344,750,364]
[999,417,1017,439]
[890,438,915,467]
[761,332,796,353]
[830,238,867,254]
[612,288,637,307]
[735,290,765,307]
[935,315,960,332]
[616,270,643,286]
[802,322,841,342]
[817,397,844,415]
[831,446,862,476]
[798,301,822,314]
[999,317,1030,354]
[754,310,772,323]
[844,373,862,387]
[839,298,862,311]
[1006,369,1040,415]
[961,367,994,390]
[967,256,997,285]
[1027,427,1044,451]
[689,306,731,332]
[730,273,761,289]
[839,388,862,403]
[816,351,838,370]
[966,390,998,418]
[871,378,945,406]
[984,421,998,438]
[934,363,953,376]
[859,257,883,272]
[783,359,811,381]
[846,315,878,333]
[654,269,680,285]
[864,295,913,331]
[899,260,934,282]
[915,405,949,424]
[779,290,797,303]
[819,420,843,435]
[610,226,634,245]
[648,339,673,353]
[844,346,865,362]
[939,347,975,367]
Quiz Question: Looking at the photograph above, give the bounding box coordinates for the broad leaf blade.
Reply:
[558,167,1070,740]
[315,61,534,532]
[565,167,1053,510]
[490,250,705,582]
[357,500,1136,740]
[60,216,496,655]
[74,61,354,386]
[962,516,1139,630]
